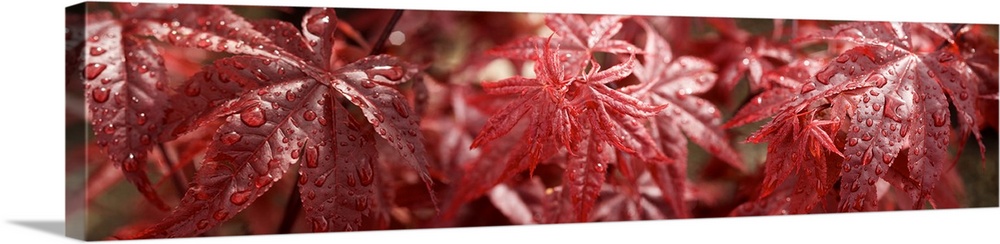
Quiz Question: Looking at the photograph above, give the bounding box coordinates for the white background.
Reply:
[0,0,997,243]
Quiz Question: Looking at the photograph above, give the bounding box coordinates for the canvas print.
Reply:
[65,1,999,241]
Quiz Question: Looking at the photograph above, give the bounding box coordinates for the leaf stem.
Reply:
[277,172,303,234]
[368,10,405,56]
[159,143,188,199]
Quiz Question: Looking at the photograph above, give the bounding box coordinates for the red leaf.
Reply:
[297,98,387,232]
[749,22,990,212]
[626,21,744,171]
[123,6,433,238]
[84,12,171,210]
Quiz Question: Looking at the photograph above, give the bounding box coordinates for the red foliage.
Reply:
[66,3,998,240]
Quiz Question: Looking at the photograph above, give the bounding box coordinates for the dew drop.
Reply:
[291,149,300,159]
[213,210,228,221]
[240,106,266,127]
[229,190,251,205]
[800,83,816,93]
[867,74,887,88]
[959,92,970,100]
[882,153,893,164]
[365,66,404,81]
[313,174,327,187]
[848,138,859,146]
[305,146,319,168]
[312,218,329,232]
[865,118,874,127]
[355,197,369,211]
[85,63,107,80]
[221,132,242,145]
[932,111,947,127]
[285,90,297,101]
[89,46,106,56]
[346,174,357,186]
[251,69,270,82]
[361,79,377,88]
[357,163,374,186]
[137,64,149,73]
[850,182,861,192]
[136,113,148,125]
[835,54,850,63]
[197,219,210,229]
[303,110,317,121]
[861,148,873,165]
[92,87,110,103]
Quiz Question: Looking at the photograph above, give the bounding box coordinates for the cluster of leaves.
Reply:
[66,3,998,240]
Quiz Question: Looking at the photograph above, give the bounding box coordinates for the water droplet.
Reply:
[251,69,270,82]
[835,54,850,63]
[135,113,148,125]
[872,104,881,111]
[213,210,228,221]
[194,38,211,48]
[230,189,251,205]
[816,66,836,85]
[882,153,893,164]
[875,166,884,175]
[377,128,387,136]
[355,197,369,211]
[89,46,106,56]
[593,163,605,172]
[137,64,149,74]
[291,149,300,159]
[865,118,874,127]
[800,83,816,93]
[861,132,873,141]
[861,147,873,165]
[867,74,887,88]
[932,111,947,127]
[357,163,374,186]
[103,124,116,134]
[255,175,270,188]
[365,66,404,81]
[317,116,328,126]
[346,174,357,186]
[232,61,247,70]
[221,132,241,145]
[882,98,903,122]
[850,182,861,192]
[312,218,329,232]
[959,92,970,100]
[313,174,327,187]
[361,79,377,88]
[197,219,210,229]
[303,110,317,121]
[305,146,319,168]
[85,63,107,80]
[240,106,266,127]
[92,87,110,103]
[285,90,296,101]
[848,138,859,146]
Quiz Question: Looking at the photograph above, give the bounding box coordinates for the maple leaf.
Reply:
[702,18,794,93]
[750,22,989,212]
[462,31,665,222]
[624,21,745,172]
[82,11,172,211]
[488,14,639,74]
[724,58,826,129]
[124,7,432,238]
